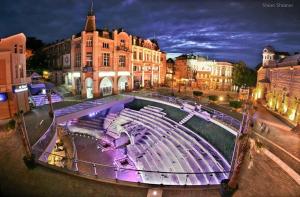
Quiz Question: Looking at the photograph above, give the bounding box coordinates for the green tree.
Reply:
[232,61,257,88]
[229,100,243,109]
[26,37,47,74]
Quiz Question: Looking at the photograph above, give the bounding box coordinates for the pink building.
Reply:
[44,5,166,99]
[0,33,30,119]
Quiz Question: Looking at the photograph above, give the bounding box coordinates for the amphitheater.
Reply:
[32,94,238,186]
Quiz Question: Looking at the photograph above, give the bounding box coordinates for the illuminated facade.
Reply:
[256,46,300,124]
[44,5,166,99]
[0,33,30,119]
[171,54,233,91]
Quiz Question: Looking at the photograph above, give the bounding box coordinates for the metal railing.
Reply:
[126,92,241,130]
[31,116,56,158]
[32,148,230,186]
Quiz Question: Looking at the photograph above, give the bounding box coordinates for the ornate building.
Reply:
[170,54,233,91]
[256,46,300,125]
[0,33,30,119]
[43,4,166,99]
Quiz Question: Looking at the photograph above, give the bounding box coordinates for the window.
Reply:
[19,45,23,54]
[133,51,137,60]
[19,65,24,78]
[103,53,110,67]
[139,52,143,60]
[120,39,125,46]
[15,65,18,78]
[103,43,109,49]
[119,55,126,67]
[14,45,17,53]
[75,53,81,67]
[86,53,93,66]
[86,37,93,47]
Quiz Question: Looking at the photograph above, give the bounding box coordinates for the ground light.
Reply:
[219,96,224,101]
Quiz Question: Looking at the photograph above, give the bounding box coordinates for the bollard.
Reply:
[93,163,97,176]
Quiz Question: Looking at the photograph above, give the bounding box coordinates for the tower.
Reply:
[84,0,96,32]
[262,46,275,67]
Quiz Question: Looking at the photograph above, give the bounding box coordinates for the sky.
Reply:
[0,0,299,68]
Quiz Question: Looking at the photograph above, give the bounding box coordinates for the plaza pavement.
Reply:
[253,104,300,174]
[1,129,299,197]
[24,101,81,145]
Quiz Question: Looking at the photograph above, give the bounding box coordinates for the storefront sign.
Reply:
[118,71,130,76]
[0,93,8,102]
[13,84,28,93]
[82,66,93,73]
[99,71,115,77]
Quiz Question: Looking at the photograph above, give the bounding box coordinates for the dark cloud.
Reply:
[0,0,299,67]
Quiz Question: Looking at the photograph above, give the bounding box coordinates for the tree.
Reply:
[26,37,47,74]
[229,100,243,109]
[221,104,262,197]
[232,61,257,88]
[193,91,203,102]
[26,37,45,52]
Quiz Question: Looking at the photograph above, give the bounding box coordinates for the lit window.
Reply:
[15,65,18,78]
[86,53,93,66]
[120,39,125,46]
[19,65,24,78]
[76,53,81,67]
[19,45,23,54]
[86,37,93,47]
[103,53,110,67]
[119,55,126,67]
[103,43,109,49]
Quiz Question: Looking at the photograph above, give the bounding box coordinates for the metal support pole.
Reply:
[93,163,97,176]
[74,159,78,172]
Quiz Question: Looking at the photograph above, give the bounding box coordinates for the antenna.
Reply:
[88,0,94,16]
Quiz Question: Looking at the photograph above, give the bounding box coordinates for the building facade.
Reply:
[44,6,166,99]
[0,33,30,119]
[169,54,233,91]
[255,46,300,124]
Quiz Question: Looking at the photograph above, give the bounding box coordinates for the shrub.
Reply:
[193,91,203,97]
[7,119,16,130]
[229,100,243,109]
[208,95,218,101]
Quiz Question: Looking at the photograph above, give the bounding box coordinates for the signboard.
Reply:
[239,88,250,100]
[82,66,93,73]
[0,93,8,102]
[63,54,71,67]
[13,84,28,93]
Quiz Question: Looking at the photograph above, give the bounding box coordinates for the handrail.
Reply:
[33,148,231,176]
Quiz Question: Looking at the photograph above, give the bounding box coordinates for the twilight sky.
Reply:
[1,0,299,67]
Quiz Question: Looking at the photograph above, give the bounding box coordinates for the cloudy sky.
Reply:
[1,0,299,67]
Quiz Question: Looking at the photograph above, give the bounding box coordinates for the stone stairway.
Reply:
[179,112,194,125]
[31,94,63,107]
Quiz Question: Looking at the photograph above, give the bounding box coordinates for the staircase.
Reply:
[31,93,63,107]
[179,112,194,125]
[74,117,105,130]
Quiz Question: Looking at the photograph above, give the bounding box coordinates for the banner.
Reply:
[63,54,71,67]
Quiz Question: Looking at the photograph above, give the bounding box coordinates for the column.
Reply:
[151,66,154,86]
[142,67,145,87]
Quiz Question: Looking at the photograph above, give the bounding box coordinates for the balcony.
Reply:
[116,45,129,52]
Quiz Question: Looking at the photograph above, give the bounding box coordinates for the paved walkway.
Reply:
[253,104,300,159]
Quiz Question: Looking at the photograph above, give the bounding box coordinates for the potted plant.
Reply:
[208,95,218,103]
[193,91,203,103]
